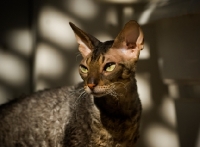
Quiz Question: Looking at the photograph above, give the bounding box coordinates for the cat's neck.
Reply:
[94,77,140,119]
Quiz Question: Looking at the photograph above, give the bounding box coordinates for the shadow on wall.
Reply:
[0,0,33,104]
[1,0,200,147]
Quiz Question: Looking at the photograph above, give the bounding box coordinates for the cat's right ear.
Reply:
[69,22,100,57]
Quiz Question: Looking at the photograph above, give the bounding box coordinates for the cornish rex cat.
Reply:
[0,20,144,147]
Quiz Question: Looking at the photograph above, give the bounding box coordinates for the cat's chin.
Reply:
[91,93,107,98]
[85,86,108,98]
[86,91,107,98]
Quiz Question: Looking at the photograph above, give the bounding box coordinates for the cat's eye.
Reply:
[104,62,116,72]
[80,65,88,73]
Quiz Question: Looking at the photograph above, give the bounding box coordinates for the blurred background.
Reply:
[0,0,200,147]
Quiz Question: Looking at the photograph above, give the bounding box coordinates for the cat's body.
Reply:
[0,20,144,147]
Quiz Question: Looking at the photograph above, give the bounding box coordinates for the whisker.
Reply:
[77,87,85,94]
[69,87,85,96]
[69,91,76,97]
[106,86,119,99]
[74,90,87,108]
[74,91,88,119]
[76,53,82,61]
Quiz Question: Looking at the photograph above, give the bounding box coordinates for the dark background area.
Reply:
[0,0,200,147]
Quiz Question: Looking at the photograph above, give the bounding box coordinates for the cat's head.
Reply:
[70,20,144,97]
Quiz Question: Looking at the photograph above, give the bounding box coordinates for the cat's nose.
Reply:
[87,84,96,90]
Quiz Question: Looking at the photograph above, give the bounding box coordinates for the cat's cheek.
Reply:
[79,72,87,80]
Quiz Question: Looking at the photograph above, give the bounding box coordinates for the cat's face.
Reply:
[79,43,128,97]
[70,20,144,97]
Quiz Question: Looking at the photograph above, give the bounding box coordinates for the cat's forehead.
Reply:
[90,40,114,60]
[81,40,120,65]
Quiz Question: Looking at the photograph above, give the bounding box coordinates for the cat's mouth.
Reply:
[84,85,117,98]
[84,86,106,97]
[91,93,107,98]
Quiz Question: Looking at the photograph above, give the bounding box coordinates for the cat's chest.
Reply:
[84,104,117,147]
[78,101,129,147]
[64,97,115,146]
[88,106,132,147]
[65,95,137,147]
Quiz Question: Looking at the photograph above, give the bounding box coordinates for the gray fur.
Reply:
[0,82,141,147]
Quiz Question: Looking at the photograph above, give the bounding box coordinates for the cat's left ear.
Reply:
[69,22,100,57]
[111,20,144,61]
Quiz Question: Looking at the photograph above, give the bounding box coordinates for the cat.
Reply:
[0,20,144,147]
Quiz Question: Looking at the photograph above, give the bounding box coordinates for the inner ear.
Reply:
[125,28,139,49]
[69,22,100,57]
[113,20,143,49]
[126,41,136,49]
[111,20,144,60]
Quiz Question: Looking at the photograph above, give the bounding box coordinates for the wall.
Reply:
[0,0,200,147]
[156,14,200,147]
[0,0,32,104]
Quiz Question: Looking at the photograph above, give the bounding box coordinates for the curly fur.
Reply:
[0,82,141,147]
[0,20,143,147]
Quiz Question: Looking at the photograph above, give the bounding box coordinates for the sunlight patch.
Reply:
[140,43,150,59]
[123,6,135,21]
[159,96,177,127]
[138,3,157,25]
[106,7,118,26]
[6,29,32,57]
[94,32,113,42]
[145,123,179,147]
[34,43,67,80]
[136,73,152,111]
[66,0,98,20]
[100,0,139,3]
[39,6,79,50]
[0,50,28,86]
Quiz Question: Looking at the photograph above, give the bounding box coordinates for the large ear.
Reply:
[111,20,144,61]
[69,22,100,57]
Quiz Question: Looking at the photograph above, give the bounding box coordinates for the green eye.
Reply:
[104,63,116,72]
[80,65,88,73]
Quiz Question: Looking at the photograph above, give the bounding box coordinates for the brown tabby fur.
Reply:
[0,20,144,147]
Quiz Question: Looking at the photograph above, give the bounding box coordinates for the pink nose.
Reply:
[87,84,96,90]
